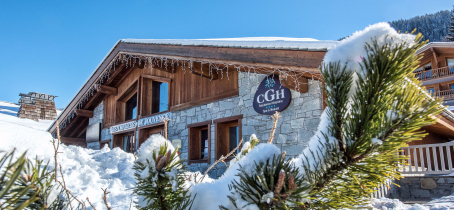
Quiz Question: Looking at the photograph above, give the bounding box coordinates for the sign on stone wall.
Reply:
[138,112,171,127]
[110,121,138,134]
[253,75,291,115]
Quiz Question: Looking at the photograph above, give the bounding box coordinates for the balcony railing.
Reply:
[398,141,454,175]
[432,89,454,100]
[414,65,454,81]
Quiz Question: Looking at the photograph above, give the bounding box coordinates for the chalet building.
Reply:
[47,38,339,176]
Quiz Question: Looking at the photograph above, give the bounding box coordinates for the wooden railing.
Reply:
[432,89,454,100]
[414,65,454,81]
[399,142,454,175]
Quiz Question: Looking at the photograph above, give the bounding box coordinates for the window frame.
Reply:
[115,80,139,123]
[447,58,454,67]
[140,74,171,118]
[213,115,243,161]
[187,120,212,165]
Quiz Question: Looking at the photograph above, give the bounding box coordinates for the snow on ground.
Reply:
[2,97,454,209]
[0,101,137,209]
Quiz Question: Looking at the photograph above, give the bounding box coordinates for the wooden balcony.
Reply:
[399,141,454,175]
[414,65,454,81]
[432,89,454,101]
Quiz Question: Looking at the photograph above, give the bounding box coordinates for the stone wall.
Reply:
[87,101,105,150]
[89,101,104,126]
[387,176,454,202]
[168,72,323,178]
[18,100,57,121]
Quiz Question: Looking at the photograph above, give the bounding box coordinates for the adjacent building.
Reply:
[18,92,58,121]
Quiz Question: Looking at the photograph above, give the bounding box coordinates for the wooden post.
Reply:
[268,111,282,144]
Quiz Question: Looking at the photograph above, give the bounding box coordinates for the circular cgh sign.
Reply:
[253,75,291,115]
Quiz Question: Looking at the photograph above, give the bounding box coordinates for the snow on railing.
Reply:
[414,65,454,81]
[398,141,454,175]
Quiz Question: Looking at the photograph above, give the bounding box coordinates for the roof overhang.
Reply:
[47,40,330,135]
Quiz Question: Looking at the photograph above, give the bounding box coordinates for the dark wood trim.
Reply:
[61,137,87,148]
[188,159,208,164]
[138,122,165,130]
[113,118,137,125]
[75,109,93,118]
[77,125,88,138]
[68,117,88,137]
[140,74,172,83]
[98,85,118,96]
[170,89,239,112]
[187,120,212,128]
[207,124,211,164]
[214,116,242,160]
[213,115,243,124]
[100,139,111,144]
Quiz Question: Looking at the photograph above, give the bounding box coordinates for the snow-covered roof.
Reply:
[121,37,339,51]
[415,42,454,54]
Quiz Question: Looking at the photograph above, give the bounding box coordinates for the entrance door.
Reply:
[138,126,165,148]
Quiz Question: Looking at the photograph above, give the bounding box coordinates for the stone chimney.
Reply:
[17,92,58,121]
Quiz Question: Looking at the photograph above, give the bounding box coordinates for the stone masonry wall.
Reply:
[387,176,454,202]
[168,72,323,178]
[87,101,105,150]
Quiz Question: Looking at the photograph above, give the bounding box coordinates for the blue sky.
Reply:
[0,0,452,108]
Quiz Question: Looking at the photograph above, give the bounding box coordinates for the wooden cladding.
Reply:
[102,61,239,128]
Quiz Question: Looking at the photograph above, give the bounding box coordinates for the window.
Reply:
[152,81,169,113]
[125,93,137,121]
[141,76,170,117]
[447,59,454,67]
[187,120,211,164]
[214,115,243,160]
[116,80,138,123]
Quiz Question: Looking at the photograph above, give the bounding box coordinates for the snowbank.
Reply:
[189,143,281,210]
[0,102,137,209]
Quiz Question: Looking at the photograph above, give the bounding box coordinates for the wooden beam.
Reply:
[190,62,218,80]
[68,117,88,137]
[77,125,88,138]
[60,137,86,147]
[75,109,93,118]
[431,48,439,69]
[98,85,118,96]
[280,74,309,94]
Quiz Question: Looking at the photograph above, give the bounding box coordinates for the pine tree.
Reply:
[133,142,196,210]
[221,33,443,209]
[446,6,454,41]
